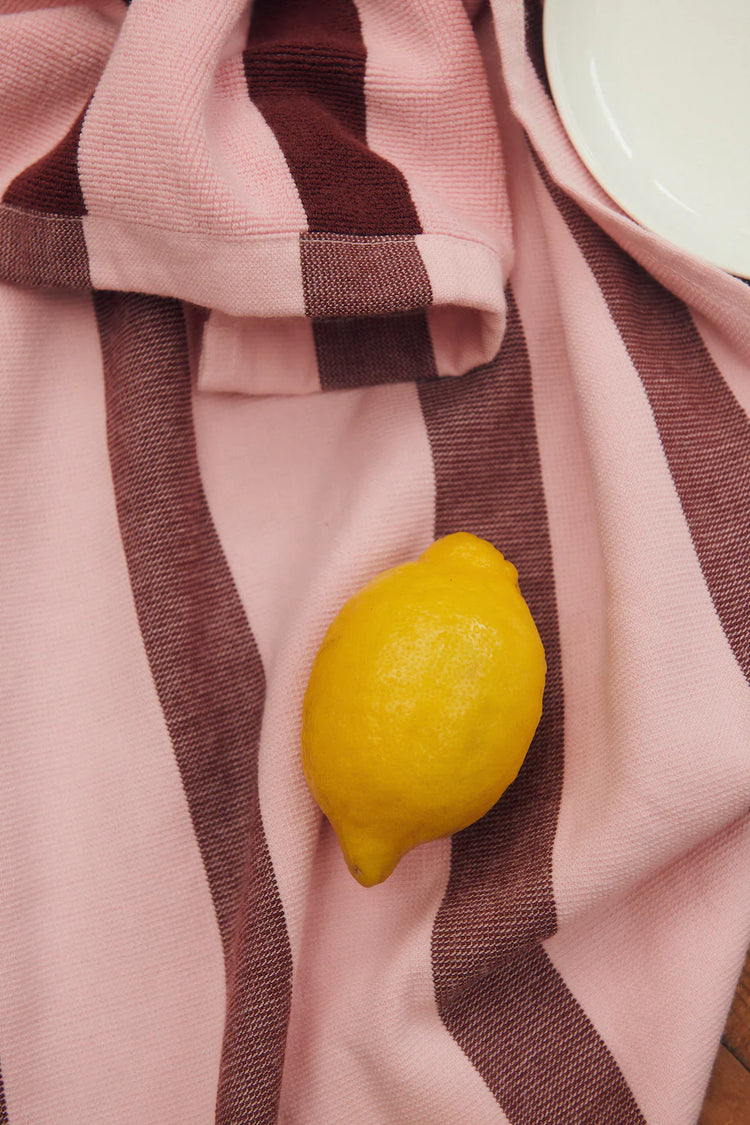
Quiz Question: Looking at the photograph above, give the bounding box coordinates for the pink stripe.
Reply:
[507,120,750,928]
[79,0,305,236]
[546,814,750,1125]
[540,152,750,663]
[0,3,118,195]
[530,161,750,928]
[546,181,750,680]
[355,0,511,251]
[85,222,307,317]
[356,0,512,375]
[192,378,521,1121]
[210,46,308,231]
[197,309,320,395]
[417,233,507,375]
[280,831,511,1123]
[0,284,224,1125]
[502,83,750,1115]
[192,380,437,953]
[81,2,313,313]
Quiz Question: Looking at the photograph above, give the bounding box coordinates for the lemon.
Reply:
[301,533,546,887]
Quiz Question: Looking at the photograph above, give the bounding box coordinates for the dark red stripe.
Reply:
[303,231,436,387]
[313,310,437,388]
[94,291,291,1124]
[462,0,488,22]
[422,290,562,981]
[535,159,750,685]
[245,1,437,386]
[523,0,551,97]
[300,233,432,319]
[0,1061,7,1125]
[451,946,646,1124]
[0,206,89,289]
[244,0,421,236]
[421,290,643,1120]
[3,105,87,217]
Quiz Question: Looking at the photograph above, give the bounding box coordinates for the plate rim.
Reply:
[541,0,750,279]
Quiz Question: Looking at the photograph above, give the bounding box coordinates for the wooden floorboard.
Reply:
[724,953,750,1073]
[698,949,750,1125]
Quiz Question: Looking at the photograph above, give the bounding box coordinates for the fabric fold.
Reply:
[0,0,513,393]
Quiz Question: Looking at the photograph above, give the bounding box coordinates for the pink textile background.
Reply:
[1,1,749,1122]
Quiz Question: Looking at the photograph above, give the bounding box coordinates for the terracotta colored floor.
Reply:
[698,949,750,1124]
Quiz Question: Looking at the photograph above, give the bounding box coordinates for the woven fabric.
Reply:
[1,1,749,1122]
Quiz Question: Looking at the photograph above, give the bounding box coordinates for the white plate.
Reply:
[543,0,750,277]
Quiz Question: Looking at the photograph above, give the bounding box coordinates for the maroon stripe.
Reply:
[300,233,432,319]
[535,159,750,685]
[94,292,291,1124]
[0,1061,7,1125]
[462,0,488,22]
[421,290,643,1120]
[246,1,437,387]
[523,0,551,97]
[451,946,646,1124]
[3,105,87,217]
[423,290,562,978]
[313,310,437,389]
[244,0,421,236]
[0,206,89,289]
[303,232,436,387]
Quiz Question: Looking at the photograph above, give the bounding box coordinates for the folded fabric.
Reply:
[1,1,749,1123]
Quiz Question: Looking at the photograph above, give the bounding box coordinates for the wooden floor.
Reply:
[698,949,750,1124]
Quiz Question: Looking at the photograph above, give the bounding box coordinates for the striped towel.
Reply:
[1,1,749,1122]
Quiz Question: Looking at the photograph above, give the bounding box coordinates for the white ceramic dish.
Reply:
[543,0,750,277]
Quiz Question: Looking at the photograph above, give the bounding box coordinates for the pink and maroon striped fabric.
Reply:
[1,1,749,1122]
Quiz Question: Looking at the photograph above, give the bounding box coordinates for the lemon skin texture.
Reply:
[301,533,546,887]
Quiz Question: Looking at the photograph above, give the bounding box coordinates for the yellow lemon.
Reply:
[301,533,546,887]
